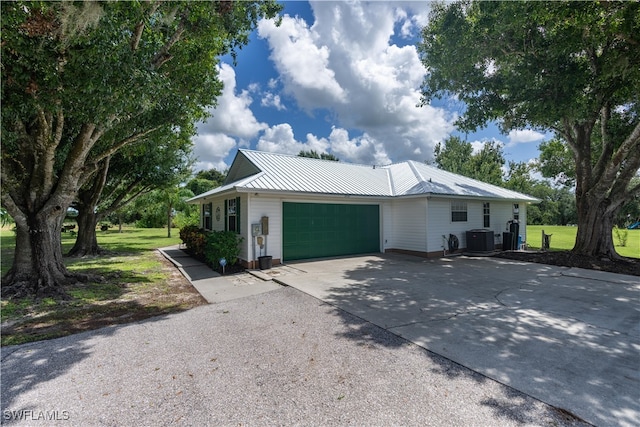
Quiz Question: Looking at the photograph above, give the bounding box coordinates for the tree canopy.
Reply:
[1,1,282,297]
[434,136,504,186]
[419,1,640,258]
[298,150,340,161]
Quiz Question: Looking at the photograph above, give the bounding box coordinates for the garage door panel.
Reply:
[283,202,379,261]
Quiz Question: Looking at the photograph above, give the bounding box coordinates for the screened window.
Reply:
[483,202,490,228]
[451,201,468,222]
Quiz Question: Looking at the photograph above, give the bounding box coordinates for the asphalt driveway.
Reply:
[278,253,640,427]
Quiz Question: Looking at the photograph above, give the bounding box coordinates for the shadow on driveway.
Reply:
[280,253,640,427]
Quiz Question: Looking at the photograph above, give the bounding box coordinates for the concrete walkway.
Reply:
[159,246,282,303]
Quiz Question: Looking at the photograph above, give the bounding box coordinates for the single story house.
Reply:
[188,149,539,268]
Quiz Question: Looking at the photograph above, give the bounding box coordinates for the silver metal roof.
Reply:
[188,150,539,202]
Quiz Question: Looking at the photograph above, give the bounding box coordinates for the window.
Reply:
[203,203,212,230]
[227,198,237,232]
[451,201,467,222]
[225,197,241,233]
[483,202,490,228]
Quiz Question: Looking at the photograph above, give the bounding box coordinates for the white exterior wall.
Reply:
[387,198,428,253]
[196,192,532,263]
[245,194,283,264]
[212,199,225,232]
[381,201,394,252]
[245,193,385,264]
[426,198,481,252]
[427,198,529,252]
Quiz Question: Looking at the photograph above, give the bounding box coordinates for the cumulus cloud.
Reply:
[328,127,391,165]
[192,64,267,171]
[257,15,347,109]
[192,1,457,168]
[257,1,453,163]
[507,129,545,146]
[261,92,286,111]
[192,133,237,172]
[257,123,330,155]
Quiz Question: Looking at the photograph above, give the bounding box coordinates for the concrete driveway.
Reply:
[277,253,640,427]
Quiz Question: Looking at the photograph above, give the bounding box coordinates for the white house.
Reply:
[188,150,538,268]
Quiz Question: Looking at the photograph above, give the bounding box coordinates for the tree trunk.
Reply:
[2,209,74,298]
[573,195,618,259]
[167,202,172,238]
[67,208,104,257]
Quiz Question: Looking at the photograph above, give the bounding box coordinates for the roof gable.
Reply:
[224,151,261,184]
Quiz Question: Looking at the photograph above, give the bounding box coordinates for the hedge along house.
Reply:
[188,150,539,269]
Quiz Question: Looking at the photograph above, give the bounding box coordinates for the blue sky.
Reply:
[192,1,550,172]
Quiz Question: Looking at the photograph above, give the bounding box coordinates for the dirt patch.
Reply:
[494,250,640,277]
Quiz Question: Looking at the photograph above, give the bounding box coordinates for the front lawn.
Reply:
[1,227,206,346]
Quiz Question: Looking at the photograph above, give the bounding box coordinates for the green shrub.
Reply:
[173,209,199,229]
[179,225,206,258]
[614,226,629,247]
[204,231,243,269]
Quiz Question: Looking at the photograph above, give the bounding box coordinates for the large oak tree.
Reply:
[419,1,640,259]
[1,1,281,297]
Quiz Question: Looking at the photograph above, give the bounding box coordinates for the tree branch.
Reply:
[102,184,152,218]
[596,120,640,200]
[91,126,162,165]
[152,8,186,69]
[131,1,161,51]
[88,156,111,208]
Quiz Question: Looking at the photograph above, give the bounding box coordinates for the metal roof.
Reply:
[188,150,539,202]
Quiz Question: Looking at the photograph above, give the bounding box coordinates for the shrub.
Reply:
[614,226,628,247]
[173,209,199,229]
[179,225,206,258]
[204,231,243,270]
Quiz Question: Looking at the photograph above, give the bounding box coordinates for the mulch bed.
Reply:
[494,250,640,277]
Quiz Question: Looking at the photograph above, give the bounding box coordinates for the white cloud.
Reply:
[257,15,347,110]
[257,123,329,155]
[257,1,453,164]
[328,127,391,165]
[193,133,237,172]
[192,64,267,171]
[469,138,505,155]
[261,92,286,111]
[507,129,545,146]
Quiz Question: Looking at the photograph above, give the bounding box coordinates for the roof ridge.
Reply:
[240,148,385,169]
[406,160,432,194]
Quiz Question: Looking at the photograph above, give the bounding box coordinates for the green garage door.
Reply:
[283,202,380,261]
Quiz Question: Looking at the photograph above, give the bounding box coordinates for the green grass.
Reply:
[526,225,640,259]
[1,226,181,277]
[1,227,205,346]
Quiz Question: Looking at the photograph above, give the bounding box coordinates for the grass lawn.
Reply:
[526,225,640,259]
[1,227,206,346]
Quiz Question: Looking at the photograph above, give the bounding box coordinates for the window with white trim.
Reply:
[451,201,468,222]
